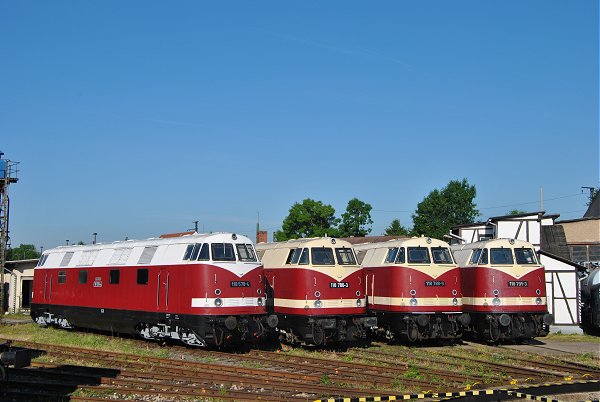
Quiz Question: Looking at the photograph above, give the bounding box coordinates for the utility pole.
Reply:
[0,151,19,316]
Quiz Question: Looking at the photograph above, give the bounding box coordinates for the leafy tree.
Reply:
[411,178,479,239]
[274,199,340,241]
[6,244,40,260]
[384,219,411,236]
[338,198,373,237]
[507,209,527,215]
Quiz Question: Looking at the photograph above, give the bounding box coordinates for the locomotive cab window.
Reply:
[490,248,514,265]
[137,268,149,285]
[109,269,120,284]
[58,271,66,284]
[289,248,302,264]
[385,248,398,263]
[285,249,296,264]
[407,247,431,264]
[236,244,257,262]
[299,248,309,265]
[78,270,88,284]
[515,248,537,265]
[190,243,202,260]
[470,248,488,265]
[431,247,453,264]
[311,248,334,265]
[38,254,49,267]
[197,243,209,261]
[212,243,236,262]
[183,244,195,260]
[336,248,357,265]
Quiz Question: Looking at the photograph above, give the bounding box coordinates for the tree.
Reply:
[274,199,340,241]
[411,178,479,239]
[384,219,411,236]
[338,198,373,237]
[6,244,40,261]
[507,209,527,215]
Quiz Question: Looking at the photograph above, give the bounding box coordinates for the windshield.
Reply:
[515,248,537,264]
[490,248,514,265]
[311,247,335,265]
[336,248,357,265]
[432,247,454,264]
[407,247,431,264]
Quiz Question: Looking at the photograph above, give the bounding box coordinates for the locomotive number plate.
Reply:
[425,280,445,286]
[508,281,528,287]
[330,282,349,288]
[230,281,251,287]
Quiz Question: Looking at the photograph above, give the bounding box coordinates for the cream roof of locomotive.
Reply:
[451,238,538,267]
[352,236,451,251]
[255,237,353,251]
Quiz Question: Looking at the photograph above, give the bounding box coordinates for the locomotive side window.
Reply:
[311,248,334,265]
[37,254,49,266]
[183,244,194,260]
[470,248,488,265]
[290,248,302,264]
[407,247,431,264]
[58,271,66,284]
[395,248,406,263]
[299,248,309,265]
[197,243,210,261]
[109,269,120,284]
[515,248,537,264]
[109,248,132,265]
[432,247,453,264]
[236,244,257,262]
[190,243,202,260]
[60,252,74,267]
[212,243,236,262]
[285,249,296,264]
[137,268,149,285]
[490,248,514,265]
[138,246,157,265]
[336,248,357,265]
[385,248,399,263]
[78,270,88,284]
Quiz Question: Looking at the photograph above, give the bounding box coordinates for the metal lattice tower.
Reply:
[0,153,19,315]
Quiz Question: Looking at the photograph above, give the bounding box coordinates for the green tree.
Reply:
[507,209,527,215]
[6,244,40,260]
[338,198,373,237]
[384,219,411,236]
[411,178,479,239]
[274,198,340,241]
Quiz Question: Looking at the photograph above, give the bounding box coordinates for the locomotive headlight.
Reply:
[410,298,418,306]
[215,298,223,307]
[492,297,501,306]
[257,297,264,306]
[493,289,500,296]
[314,300,323,308]
[410,289,417,296]
[452,297,458,306]
[535,297,542,305]
[315,291,321,298]
[356,299,362,307]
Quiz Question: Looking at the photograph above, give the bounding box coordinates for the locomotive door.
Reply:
[157,270,170,310]
[44,273,52,302]
[365,270,375,307]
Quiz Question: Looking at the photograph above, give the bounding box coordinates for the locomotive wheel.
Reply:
[312,325,325,345]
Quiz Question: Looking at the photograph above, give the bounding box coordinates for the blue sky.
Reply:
[1,1,598,250]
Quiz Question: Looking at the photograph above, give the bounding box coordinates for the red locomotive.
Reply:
[256,237,376,345]
[451,238,553,341]
[354,237,470,342]
[31,232,277,347]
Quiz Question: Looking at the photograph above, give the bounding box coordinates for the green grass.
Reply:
[0,323,170,358]
[545,332,600,343]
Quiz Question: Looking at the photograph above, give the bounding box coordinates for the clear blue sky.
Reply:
[1,1,598,250]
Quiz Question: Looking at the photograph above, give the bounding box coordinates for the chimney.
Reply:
[256,230,268,244]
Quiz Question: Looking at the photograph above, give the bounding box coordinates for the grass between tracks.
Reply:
[0,322,171,358]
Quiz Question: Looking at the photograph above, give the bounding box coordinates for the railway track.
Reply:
[2,337,598,401]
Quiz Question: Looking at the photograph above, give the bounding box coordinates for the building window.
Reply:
[78,270,88,284]
[570,245,588,262]
[109,269,120,284]
[588,245,600,262]
[137,268,148,285]
[58,271,66,284]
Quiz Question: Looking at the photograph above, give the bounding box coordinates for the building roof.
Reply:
[583,192,600,218]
